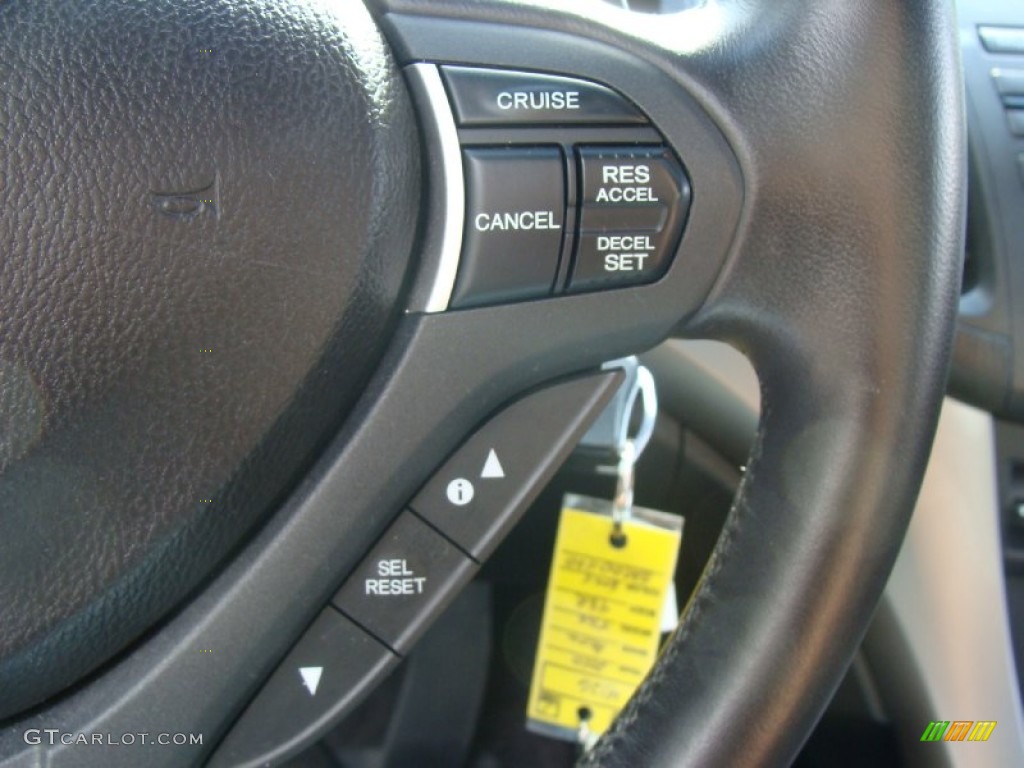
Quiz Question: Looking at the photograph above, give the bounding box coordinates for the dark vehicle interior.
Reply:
[1,0,1023,766]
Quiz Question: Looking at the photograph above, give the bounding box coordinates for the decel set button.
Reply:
[570,146,691,292]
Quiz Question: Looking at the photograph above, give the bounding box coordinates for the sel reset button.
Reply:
[332,513,477,654]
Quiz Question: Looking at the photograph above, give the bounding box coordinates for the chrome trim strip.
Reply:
[409,63,464,313]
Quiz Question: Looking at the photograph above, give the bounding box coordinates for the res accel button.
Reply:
[332,513,477,654]
[441,66,646,126]
[579,147,684,212]
[451,147,565,309]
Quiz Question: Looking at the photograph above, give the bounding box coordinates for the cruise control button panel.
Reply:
[417,65,693,309]
[209,609,396,768]
[411,370,623,560]
[332,513,477,653]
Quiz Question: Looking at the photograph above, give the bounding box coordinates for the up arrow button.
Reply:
[409,372,622,560]
[481,449,505,479]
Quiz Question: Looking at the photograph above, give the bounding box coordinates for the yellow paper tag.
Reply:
[526,494,683,741]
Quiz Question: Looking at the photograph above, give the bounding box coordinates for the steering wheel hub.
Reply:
[0,0,418,719]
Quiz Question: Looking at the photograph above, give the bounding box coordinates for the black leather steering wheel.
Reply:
[0,1,963,766]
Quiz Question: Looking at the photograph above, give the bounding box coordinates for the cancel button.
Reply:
[451,147,566,309]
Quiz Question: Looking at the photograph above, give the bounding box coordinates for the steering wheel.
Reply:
[0,0,963,766]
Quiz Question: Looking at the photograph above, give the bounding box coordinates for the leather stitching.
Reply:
[579,371,770,766]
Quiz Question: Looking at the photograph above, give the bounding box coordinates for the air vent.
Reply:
[600,0,701,12]
[963,212,979,295]
[960,151,995,309]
